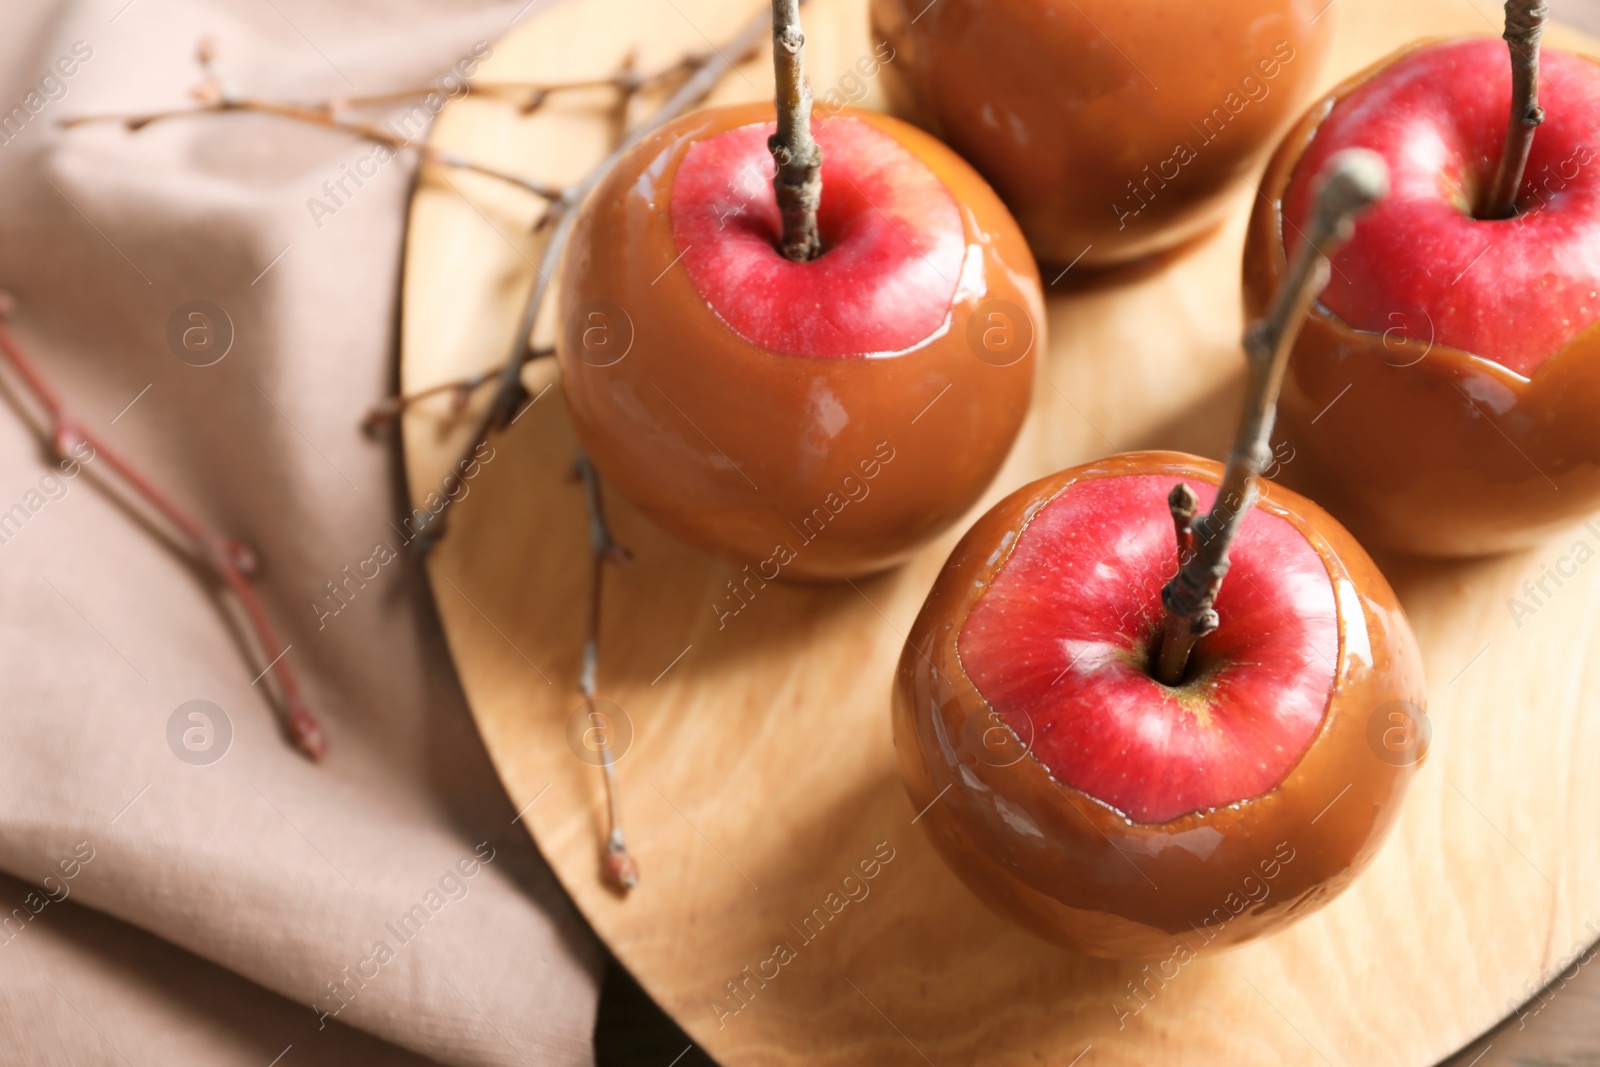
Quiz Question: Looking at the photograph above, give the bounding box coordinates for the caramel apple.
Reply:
[1249,3,1600,555]
[870,0,1332,268]
[557,2,1041,581]
[895,152,1427,957]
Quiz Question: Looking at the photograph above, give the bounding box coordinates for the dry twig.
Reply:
[1485,0,1549,219]
[0,296,326,759]
[1154,151,1388,685]
[61,40,565,203]
[401,3,776,549]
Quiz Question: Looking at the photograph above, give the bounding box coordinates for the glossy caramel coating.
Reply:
[894,453,1426,958]
[558,103,1041,580]
[1248,44,1600,557]
[871,0,1332,268]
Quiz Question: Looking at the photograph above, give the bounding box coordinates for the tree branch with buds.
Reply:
[402,2,779,552]
[62,39,566,202]
[1153,149,1389,686]
[570,453,638,890]
[0,296,326,759]
[395,5,784,885]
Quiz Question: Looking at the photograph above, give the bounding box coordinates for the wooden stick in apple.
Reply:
[769,0,822,260]
[1485,0,1550,219]
[1154,149,1390,686]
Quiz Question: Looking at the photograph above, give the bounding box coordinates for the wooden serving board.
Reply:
[398,1,1600,1063]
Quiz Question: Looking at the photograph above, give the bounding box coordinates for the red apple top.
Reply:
[959,475,1337,822]
[1282,34,1600,378]
[670,116,965,356]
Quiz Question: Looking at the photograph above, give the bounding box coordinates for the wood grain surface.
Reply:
[398,0,1600,1063]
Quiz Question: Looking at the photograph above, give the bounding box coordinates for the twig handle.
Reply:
[1152,149,1389,686]
[1486,0,1549,219]
[769,0,822,260]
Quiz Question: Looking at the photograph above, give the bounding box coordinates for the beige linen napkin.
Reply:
[0,1,601,1064]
